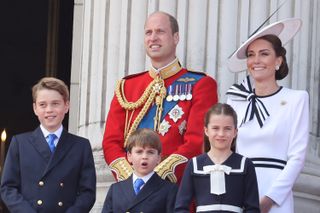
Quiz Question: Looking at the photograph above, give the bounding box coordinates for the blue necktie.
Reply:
[133,178,144,195]
[47,134,57,153]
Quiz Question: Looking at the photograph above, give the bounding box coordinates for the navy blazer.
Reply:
[0,127,96,213]
[102,173,178,213]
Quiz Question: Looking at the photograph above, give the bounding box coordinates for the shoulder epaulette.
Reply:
[123,71,148,80]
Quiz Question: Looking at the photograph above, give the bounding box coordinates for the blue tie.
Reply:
[47,134,57,153]
[133,178,144,195]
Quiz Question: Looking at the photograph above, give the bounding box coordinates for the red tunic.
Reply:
[103,64,218,183]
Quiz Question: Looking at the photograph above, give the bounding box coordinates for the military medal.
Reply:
[173,85,180,101]
[179,84,186,101]
[183,84,189,101]
[169,105,184,123]
[166,85,173,102]
[159,120,171,136]
[186,84,193,100]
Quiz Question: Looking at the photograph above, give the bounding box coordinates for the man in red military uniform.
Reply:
[102,11,218,183]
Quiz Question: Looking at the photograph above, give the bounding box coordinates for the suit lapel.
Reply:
[29,127,52,162]
[41,129,75,177]
[128,173,164,210]
[118,176,136,205]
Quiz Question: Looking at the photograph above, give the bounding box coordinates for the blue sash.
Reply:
[138,72,205,129]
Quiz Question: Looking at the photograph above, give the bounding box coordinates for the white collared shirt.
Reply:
[40,125,63,147]
[132,171,154,189]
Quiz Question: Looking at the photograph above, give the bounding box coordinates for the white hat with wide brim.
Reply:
[227,18,302,72]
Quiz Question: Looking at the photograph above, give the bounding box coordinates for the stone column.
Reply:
[69,0,320,212]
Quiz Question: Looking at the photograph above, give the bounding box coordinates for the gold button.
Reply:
[59,182,64,187]
[37,200,43,205]
[58,201,63,207]
[39,181,44,186]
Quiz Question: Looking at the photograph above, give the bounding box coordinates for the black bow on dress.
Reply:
[227,75,270,128]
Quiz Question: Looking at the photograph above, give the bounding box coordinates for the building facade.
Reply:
[69,0,320,212]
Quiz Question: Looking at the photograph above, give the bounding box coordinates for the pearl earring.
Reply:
[275,65,280,70]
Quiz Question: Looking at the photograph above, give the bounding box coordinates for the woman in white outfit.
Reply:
[226,18,309,213]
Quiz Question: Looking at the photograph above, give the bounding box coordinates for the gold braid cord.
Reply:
[115,77,166,148]
[116,79,154,110]
[154,154,188,183]
[154,86,167,131]
[109,157,133,181]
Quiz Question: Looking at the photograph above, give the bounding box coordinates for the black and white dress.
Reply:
[175,153,260,213]
[227,82,309,213]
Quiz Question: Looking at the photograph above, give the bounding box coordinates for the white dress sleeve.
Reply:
[266,91,309,205]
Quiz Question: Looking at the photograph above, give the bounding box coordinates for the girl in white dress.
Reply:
[227,18,309,213]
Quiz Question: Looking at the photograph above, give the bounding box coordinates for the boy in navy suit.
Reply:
[102,128,178,213]
[0,77,96,213]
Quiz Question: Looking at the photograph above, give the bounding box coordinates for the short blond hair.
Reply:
[32,77,69,103]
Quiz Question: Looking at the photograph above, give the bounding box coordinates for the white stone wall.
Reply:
[69,0,320,212]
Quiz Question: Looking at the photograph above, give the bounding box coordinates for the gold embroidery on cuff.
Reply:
[109,157,133,181]
[154,154,188,183]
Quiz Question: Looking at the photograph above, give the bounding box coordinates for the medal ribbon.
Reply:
[138,72,204,130]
